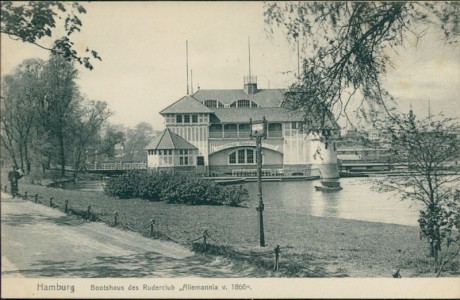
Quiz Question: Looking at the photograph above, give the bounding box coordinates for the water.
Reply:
[62,178,421,226]
[244,178,421,226]
[55,180,105,192]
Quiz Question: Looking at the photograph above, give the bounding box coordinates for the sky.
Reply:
[2,2,459,131]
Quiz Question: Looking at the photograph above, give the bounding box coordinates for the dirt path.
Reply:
[1,193,261,278]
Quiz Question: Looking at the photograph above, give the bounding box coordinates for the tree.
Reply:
[123,122,158,161]
[40,54,80,177]
[1,1,101,70]
[264,2,459,125]
[1,59,47,173]
[377,112,459,276]
[70,100,113,177]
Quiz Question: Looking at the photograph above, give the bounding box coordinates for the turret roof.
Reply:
[160,95,213,114]
[145,128,197,150]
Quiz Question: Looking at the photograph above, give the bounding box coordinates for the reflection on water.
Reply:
[57,180,105,192]
[62,177,421,226]
[245,178,421,226]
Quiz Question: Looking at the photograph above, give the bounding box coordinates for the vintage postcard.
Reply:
[1,1,459,298]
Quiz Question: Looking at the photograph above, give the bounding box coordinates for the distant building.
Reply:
[146,75,341,178]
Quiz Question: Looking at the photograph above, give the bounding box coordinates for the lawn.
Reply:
[3,177,457,277]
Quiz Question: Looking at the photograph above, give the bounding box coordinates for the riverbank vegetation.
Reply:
[375,112,460,276]
[9,180,458,277]
[104,171,248,206]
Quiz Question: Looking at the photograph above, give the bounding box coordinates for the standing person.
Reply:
[8,166,17,198]
[15,166,24,195]
[8,166,23,198]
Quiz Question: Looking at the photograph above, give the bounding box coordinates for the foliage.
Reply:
[1,58,46,172]
[376,112,459,276]
[104,171,249,207]
[122,122,159,162]
[1,55,118,178]
[70,100,114,176]
[1,1,101,70]
[264,2,460,126]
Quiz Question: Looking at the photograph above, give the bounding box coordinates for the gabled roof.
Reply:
[192,89,286,108]
[160,95,213,114]
[146,128,197,150]
[211,107,305,123]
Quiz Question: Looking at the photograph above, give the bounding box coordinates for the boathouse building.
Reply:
[146,76,341,178]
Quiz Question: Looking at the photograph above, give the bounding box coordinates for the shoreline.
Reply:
[3,180,457,277]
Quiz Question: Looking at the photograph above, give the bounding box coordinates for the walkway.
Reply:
[1,193,260,278]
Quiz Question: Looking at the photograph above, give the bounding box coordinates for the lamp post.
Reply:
[250,117,267,247]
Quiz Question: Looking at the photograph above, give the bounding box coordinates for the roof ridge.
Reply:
[159,95,187,114]
[167,128,177,148]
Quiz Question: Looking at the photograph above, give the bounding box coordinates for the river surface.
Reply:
[245,178,421,226]
[63,178,421,226]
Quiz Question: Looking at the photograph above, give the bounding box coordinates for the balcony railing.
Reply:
[209,131,251,139]
[268,131,283,138]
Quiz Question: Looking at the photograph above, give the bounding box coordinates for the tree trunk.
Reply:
[59,130,66,177]
[24,142,31,174]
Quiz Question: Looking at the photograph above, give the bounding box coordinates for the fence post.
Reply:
[114,211,118,226]
[274,245,281,271]
[34,193,38,203]
[23,191,28,200]
[203,230,208,251]
[392,268,401,278]
[49,197,54,207]
[150,218,155,237]
[64,200,69,213]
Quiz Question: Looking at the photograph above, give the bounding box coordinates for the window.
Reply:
[229,152,236,164]
[209,124,223,138]
[192,114,198,123]
[203,100,224,108]
[247,150,254,163]
[176,115,182,123]
[224,124,237,138]
[238,124,250,138]
[238,149,245,163]
[268,123,282,138]
[229,148,256,165]
[179,149,193,166]
[229,100,258,108]
[197,156,204,166]
[158,148,173,166]
[237,99,250,107]
[184,115,190,123]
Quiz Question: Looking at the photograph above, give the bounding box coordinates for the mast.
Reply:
[248,36,251,77]
[191,69,193,94]
[186,40,189,95]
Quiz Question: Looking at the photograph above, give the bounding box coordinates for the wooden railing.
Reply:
[86,162,147,171]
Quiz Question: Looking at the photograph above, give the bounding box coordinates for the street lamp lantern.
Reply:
[250,117,267,247]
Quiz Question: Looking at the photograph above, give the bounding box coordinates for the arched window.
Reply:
[203,99,224,108]
[229,99,258,108]
[228,148,256,164]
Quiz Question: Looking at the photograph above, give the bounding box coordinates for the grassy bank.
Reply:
[4,179,458,277]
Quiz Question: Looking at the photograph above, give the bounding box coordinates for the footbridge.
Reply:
[84,162,147,175]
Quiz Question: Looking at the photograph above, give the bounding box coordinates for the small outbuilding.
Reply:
[146,128,199,171]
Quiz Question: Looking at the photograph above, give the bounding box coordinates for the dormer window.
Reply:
[203,99,224,108]
[230,99,258,108]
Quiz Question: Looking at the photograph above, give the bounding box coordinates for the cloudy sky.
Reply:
[2,2,459,130]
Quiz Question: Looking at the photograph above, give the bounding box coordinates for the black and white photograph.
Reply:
[1,1,459,298]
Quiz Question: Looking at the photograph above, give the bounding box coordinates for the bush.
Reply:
[104,171,248,206]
